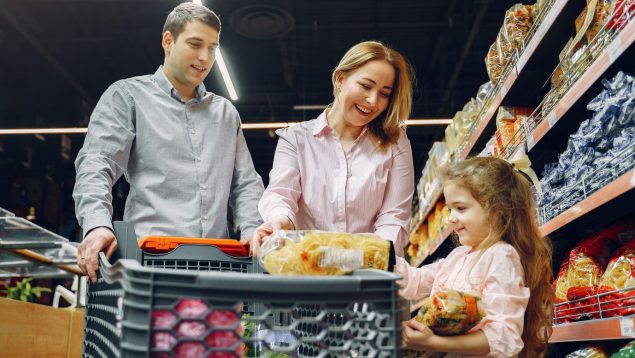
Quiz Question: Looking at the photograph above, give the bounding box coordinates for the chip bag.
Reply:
[259,230,395,275]
[414,289,486,336]
[565,345,608,358]
[612,340,635,358]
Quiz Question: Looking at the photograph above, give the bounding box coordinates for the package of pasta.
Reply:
[414,289,486,336]
[502,4,534,53]
[565,345,608,358]
[553,258,574,323]
[258,230,395,276]
[598,240,635,317]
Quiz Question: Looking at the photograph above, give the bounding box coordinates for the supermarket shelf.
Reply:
[528,18,635,151]
[550,316,635,342]
[410,187,442,233]
[540,168,635,236]
[459,0,584,159]
[412,226,453,268]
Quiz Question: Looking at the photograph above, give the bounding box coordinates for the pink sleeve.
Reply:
[374,133,414,257]
[258,130,302,224]
[394,256,443,301]
[479,247,530,357]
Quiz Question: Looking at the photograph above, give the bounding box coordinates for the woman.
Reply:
[250,41,415,256]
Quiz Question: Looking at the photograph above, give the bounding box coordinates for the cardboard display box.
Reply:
[0,298,84,357]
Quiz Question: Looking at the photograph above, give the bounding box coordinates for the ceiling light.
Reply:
[406,119,452,125]
[292,105,327,110]
[215,48,238,101]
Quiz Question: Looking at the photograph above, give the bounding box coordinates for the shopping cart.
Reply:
[82,222,406,357]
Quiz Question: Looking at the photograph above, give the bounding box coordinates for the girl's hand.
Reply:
[402,319,436,351]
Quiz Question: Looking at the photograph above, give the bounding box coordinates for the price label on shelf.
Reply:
[621,318,635,337]
[547,111,558,128]
[608,38,623,64]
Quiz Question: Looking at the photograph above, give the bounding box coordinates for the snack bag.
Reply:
[553,257,573,323]
[565,345,608,358]
[612,340,635,358]
[599,240,635,317]
[259,230,395,275]
[414,289,486,336]
[503,4,534,53]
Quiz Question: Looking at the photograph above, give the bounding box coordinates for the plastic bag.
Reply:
[259,230,395,275]
[503,4,534,53]
[565,345,608,358]
[414,289,486,336]
[612,340,635,358]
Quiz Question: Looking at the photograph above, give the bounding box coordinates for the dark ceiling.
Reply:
[0,0,520,222]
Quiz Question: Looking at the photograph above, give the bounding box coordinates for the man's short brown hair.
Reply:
[163,2,221,40]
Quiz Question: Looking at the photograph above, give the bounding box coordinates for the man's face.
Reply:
[162,21,219,97]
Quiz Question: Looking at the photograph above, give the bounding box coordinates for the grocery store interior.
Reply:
[1,0,634,357]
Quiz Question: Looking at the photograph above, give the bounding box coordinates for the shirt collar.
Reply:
[312,110,331,136]
[153,66,207,102]
[313,108,370,141]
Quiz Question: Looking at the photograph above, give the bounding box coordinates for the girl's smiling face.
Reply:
[444,181,490,249]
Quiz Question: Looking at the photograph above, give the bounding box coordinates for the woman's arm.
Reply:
[373,133,414,256]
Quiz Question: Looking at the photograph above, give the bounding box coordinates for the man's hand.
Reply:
[402,318,436,351]
[77,227,117,283]
[242,215,294,255]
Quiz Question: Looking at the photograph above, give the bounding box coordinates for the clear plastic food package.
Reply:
[258,230,395,275]
[414,289,486,336]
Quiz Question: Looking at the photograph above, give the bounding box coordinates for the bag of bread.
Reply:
[413,289,486,336]
[259,230,395,275]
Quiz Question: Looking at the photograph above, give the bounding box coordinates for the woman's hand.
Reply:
[402,318,436,351]
[243,215,294,255]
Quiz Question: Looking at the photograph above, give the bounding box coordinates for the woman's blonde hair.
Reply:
[440,157,553,357]
[331,41,414,150]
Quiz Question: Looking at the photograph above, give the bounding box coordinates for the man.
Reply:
[73,3,264,282]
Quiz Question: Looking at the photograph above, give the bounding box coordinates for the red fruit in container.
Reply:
[152,310,177,329]
[206,310,239,328]
[175,299,209,318]
[174,342,207,358]
[176,320,207,338]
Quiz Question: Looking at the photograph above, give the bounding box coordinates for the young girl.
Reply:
[397,157,553,357]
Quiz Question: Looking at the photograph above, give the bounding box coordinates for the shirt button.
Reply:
[200,185,207,190]
[195,157,201,162]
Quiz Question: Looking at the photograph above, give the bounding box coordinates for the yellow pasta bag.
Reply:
[414,289,486,336]
[259,230,395,276]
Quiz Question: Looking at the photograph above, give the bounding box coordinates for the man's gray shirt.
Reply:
[73,67,264,239]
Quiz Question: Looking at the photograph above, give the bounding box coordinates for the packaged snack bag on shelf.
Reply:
[598,239,635,317]
[612,340,635,358]
[495,106,533,155]
[554,257,573,323]
[608,0,635,31]
[485,42,503,83]
[475,81,493,110]
[502,4,534,53]
[564,231,618,320]
[413,289,486,336]
[259,230,395,276]
[565,345,609,358]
